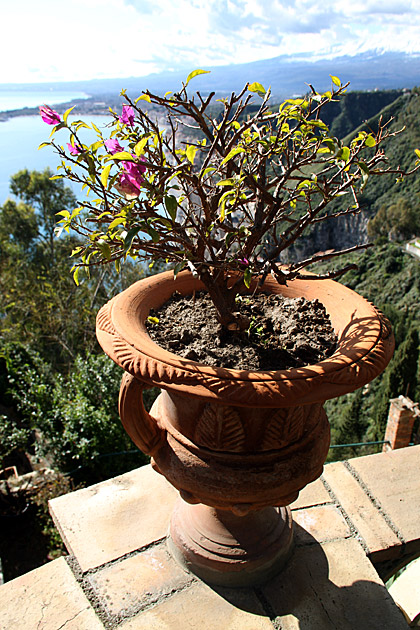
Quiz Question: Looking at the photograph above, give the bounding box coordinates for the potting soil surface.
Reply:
[146,291,337,371]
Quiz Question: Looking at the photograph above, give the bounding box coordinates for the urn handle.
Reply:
[119,372,167,456]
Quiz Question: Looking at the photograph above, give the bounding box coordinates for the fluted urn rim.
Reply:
[96,269,394,407]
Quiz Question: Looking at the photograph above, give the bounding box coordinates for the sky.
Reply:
[2,0,420,84]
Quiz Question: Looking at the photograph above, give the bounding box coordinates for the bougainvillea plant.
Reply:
[40,70,419,329]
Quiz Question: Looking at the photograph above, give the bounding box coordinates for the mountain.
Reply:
[1,51,420,99]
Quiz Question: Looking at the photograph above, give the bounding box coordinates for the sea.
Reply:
[0,90,111,204]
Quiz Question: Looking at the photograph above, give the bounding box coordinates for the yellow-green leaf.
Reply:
[147,316,159,325]
[38,142,50,150]
[330,75,341,87]
[185,69,211,87]
[365,135,376,148]
[63,106,76,124]
[248,82,266,98]
[414,149,420,159]
[220,147,244,166]
[105,151,135,161]
[135,94,151,103]
[186,145,197,164]
[101,164,112,188]
[134,137,149,156]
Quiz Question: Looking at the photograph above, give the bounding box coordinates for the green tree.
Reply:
[370,326,419,440]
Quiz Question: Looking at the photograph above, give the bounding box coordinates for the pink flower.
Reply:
[39,105,61,125]
[67,142,83,156]
[116,157,147,198]
[238,257,249,266]
[105,138,124,154]
[119,105,135,126]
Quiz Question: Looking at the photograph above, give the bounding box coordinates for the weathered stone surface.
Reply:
[49,465,178,571]
[290,477,332,510]
[88,544,190,617]
[350,445,420,544]
[119,581,274,629]
[0,557,103,629]
[389,557,420,622]
[293,504,351,545]
[262,538,408,630]
[323,461,401,560]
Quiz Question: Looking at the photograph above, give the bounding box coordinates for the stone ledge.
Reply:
[49,464,178,572]
[0,557,103,630]
[2,447,419,628]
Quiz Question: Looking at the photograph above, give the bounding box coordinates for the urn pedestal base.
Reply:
[168,499,294,587]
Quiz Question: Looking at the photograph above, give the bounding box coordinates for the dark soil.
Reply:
[146,291,337,371]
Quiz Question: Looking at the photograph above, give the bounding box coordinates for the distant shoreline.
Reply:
[0,95,119,122]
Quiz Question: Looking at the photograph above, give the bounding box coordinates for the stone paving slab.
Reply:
[49,465,178,571]
[261,538,409,630]
[0,557,103,630]
[293,504,351,545]
[290,477,332,510]
[349,445,420,546]
[119,580,275,629]
[88,542,191,618]
[323,461,401,560]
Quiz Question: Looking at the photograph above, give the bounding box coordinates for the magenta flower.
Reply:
[238,257,249,266]
[67,142,83,156]
[116,157,147,198]
[105,138,124,154]
[119,105,135,126]
[39,105,61,125]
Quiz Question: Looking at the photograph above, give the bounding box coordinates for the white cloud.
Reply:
[1,0,419,83]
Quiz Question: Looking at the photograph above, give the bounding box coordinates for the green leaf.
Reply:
[164,195,177,221]
[101,164,112,188]
[220,146,244,166]
[186,145,197,164]
[149,226,160,242]
[330,75,341,87]
[248,82,266,98]
[96,239,112,260]
[244,267,252,288]
[185,69,211,87]
[135,94,151,103]
[123,226,141,253]
[63,106,76,124]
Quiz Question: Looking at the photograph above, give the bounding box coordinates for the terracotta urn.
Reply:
[96,269,394,586]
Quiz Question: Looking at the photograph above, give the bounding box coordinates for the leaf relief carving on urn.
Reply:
[194,404,246,452]
[261,406,306,450]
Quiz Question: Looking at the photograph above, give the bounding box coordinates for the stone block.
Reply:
[290,477,332,510]
[0,557,103,629]
[293,504,351,545]
[88,543,190,618]
[49,465,178,571]
[349,445,420,545]
[262,538,408,630]
[119,581,274,629]
[323,461,401,560]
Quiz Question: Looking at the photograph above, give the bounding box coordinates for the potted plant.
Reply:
[40,72,418,586]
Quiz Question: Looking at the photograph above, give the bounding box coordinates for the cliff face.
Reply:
[280,212,369,263]
[280,88,420,262]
